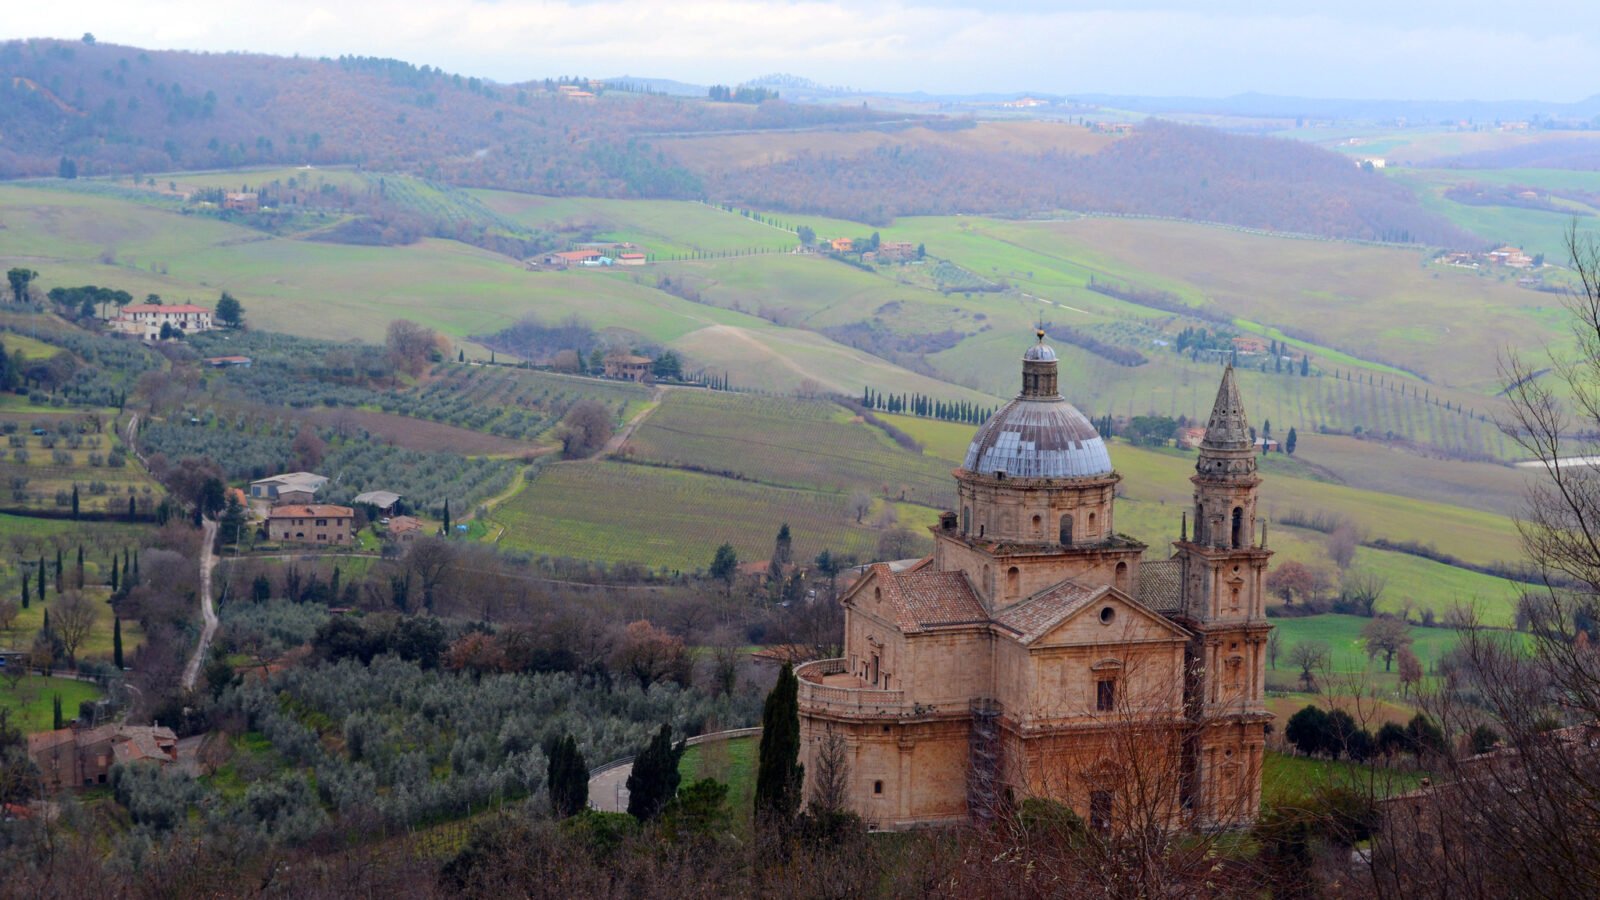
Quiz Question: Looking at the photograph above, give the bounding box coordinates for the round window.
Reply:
[1099,606,1116,625]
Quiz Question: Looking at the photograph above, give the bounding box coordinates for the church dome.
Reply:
[961,332,1112,479]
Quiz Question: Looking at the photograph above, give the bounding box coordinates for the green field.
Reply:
[0,675,102,733]
[1267,613,1465,674]
[1261,749,1429,806]
[625,390,953,505]
[678,733,758,831]
[498,460,932,571]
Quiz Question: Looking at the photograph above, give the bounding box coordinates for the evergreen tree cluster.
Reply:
[861,386,995,424]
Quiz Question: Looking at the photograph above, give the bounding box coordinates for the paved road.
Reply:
[180,518,220,691]
[589,762,633,813]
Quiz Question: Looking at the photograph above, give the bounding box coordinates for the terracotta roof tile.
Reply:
[991,581,1108,643]
[1138,558,1184,612]
[869,564,987,632]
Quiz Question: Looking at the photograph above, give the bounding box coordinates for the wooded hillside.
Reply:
[696,121,1470,242]
[0,38,882,195]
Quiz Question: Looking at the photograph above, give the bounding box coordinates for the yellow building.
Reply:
[797,332,1271,831]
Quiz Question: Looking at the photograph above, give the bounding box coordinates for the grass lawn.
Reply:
[679,734,757,831]
[1267,612,1499,674]
[1262,750,1428,807]
[0,675,102,733]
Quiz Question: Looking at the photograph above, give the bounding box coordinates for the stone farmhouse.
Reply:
[267,504,355,546]
[249,472,328,504]
[28,724,178,792]
[110,303,214,341]
[797,333,1272,832]
[603,353,653,382]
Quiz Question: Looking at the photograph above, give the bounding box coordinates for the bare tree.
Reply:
[556,400,613,459]
[1326,521,1361,570]
[52,590,99,665]
[1288,640,1330,691]
[1361,615,1412,672]
[1266,629,1282,670]
[1342,568,1388,616]
[0,598,18,634]
[385,319,439,377]
[848,490,872,524]
[809,729,851,814]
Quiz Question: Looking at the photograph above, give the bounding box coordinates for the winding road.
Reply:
[181,518,220,691]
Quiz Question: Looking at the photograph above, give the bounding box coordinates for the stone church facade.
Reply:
[797,332,1272,831]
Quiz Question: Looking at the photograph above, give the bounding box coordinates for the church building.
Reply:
[796,331,1272,831]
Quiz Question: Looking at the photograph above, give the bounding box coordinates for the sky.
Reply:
[7,1,1600,101]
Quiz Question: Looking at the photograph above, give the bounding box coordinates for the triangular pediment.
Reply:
[1027,584,1192,648]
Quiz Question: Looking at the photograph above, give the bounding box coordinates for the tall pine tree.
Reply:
[113,616,124,670]
[755,662,804,826]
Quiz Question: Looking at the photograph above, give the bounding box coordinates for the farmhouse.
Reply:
[223,192,259,212]
[542,249,604,268]
[878,241,917,261]
[28,725,178,792]
[1176,426,1208,450]
[1230,336,1269,354]
[603,353,653,382]
[829,237,855,253]
[203,355,252,368]
[110,304,215,341]
[267,504,355,546]
[797,333,1271,831]
[618,252,647,266]
[386,515,424,543]
[249,472,329,504]
[1487,245,1534,268]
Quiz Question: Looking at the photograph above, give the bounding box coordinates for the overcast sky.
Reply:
[8,1,1600,100]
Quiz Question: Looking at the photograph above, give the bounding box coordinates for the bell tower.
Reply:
[1175,365,1272,825]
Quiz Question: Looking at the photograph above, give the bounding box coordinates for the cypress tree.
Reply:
[626,723,684,821]
[548,734,589,818]
[21,566,29,610]
[110,554,119,592]
[442,499,451,536]
[128,495,136,520]
[71,485,79,520]
[37,557,45,603]
[75,546,84,589]
[53,694,63,730]
[55,549,63,592]
[755,662,804,826]
[132,551,139,585]
[113,616,124,670]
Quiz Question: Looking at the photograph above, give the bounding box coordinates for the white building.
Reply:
[111,304,215,341]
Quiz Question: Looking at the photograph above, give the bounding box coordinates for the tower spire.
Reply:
[1201,364,1251,452]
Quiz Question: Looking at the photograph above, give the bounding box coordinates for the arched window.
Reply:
[962,506,971,534]
[1007,566,1020,596]
[1088,511,1097,536]
[1231,507,1245,549]
[1032,514,1042,536]
[1115,561,1128,592]
[1059,514,1073,545]
[1194,504,1205,543]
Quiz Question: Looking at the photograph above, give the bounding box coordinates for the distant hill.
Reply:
[692,119,1470,242]
[0,38,885,193]
[0,39,1466,242]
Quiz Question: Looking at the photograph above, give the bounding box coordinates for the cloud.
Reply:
[8,1,1597,100]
